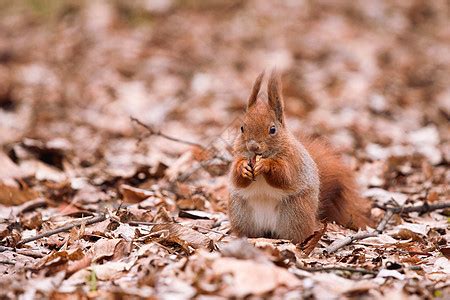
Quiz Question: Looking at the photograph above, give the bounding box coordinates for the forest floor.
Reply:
[0,1,449,299]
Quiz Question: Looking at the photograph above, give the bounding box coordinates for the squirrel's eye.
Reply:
[269,126,276,135]
[240,126,244,133]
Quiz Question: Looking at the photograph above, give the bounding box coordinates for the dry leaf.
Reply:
[440,247,450,259]
[0,151,30,179]
[151,223,213,250]
[310,273,375,299]
[426,191,439,203]
[67,255,92,276]
[153,206,173,223]
[19,211,43,230]
[363,188,408,206]
[220,239,265,261]
[377,269,405,280]
[35,248,85,275]
[212,257,300,297]
[119,184,154,203]
[392,229,423,242]
[360,234,399,245]
[0,180,39,206]
[1,1,449,298]
[89,260,135,281]
[0,223,10,239]
[298,222,327,257]
[91,238,129,263]
[432,257,450,274]
[177,194,206,210]
[178,210,212,220]
[397,223,429,236]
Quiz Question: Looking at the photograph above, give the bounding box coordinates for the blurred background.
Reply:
[0,0,448,191]
[0,2,449,297]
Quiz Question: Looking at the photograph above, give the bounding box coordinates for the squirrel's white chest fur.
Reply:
[236,176,288,233]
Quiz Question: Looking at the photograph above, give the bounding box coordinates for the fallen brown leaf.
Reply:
[299,222,327,257]
[35,248,85,275]
[177,195,206,210]
[220,239,265,261]
[19,211,43,230]
[0,180,39,206]
[212,257,301,297]
[151,223,213,251]
[440,247,450,259]
[392,229,424,242]
[0,223,9,239]
[67,254,92,276]
[0,152,29,179]
[426,191,439,203]
[90,260,136,281]
[119,184,154,203]
[153,206,173,223]
[91,238,129,263]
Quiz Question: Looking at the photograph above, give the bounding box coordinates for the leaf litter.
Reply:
[0,1,449,299]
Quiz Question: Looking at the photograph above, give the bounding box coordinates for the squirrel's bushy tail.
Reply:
[302,137,374,229]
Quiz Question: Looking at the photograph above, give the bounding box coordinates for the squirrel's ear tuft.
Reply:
[247,71,265,110]
[268,69,284,124]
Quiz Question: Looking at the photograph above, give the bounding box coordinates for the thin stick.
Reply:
[130,220,192,227]
[376,201,450,214]
[325,210,394,254]
[127,221,170,226]
[192,224,226,236]
[376,209,394,232]
[296,264,421,276]
[17,215,107,246]
[19,198,48,214]
[130,116,206,150]
[155,241,177,254]
[128,220,225,236]
[325,201,450,254]
[296,265,377,275]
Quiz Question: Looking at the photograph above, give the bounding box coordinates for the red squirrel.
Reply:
[228,70,373,243]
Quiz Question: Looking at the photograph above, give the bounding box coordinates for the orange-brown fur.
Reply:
[302,137,374,229]
[228,70,373,243]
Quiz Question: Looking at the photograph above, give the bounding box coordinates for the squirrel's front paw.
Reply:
[239,160,254,180]
[253,156,269,177]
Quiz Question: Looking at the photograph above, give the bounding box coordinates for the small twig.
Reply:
[127,221,173,226]
[17,214,107,246]
[326,201,450,254]
[296,265,377,275]
[325,210,394,254]
[403,251,432,257]
[127,221,160,226]
[376,201,450,214]
[134,230,169,242]
[376,209,394,232]
[295,265,422,276]
[155,241,177,254]
[0,260,16,265]
[127,220,225,236]
[131,116,206,150]
[192,224,226,236]
[18,198,48,214]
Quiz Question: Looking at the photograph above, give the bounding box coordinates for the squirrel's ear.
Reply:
[247,71,265,110]
[268,69,284,124]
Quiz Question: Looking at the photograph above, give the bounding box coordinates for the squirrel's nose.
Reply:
[247,140,261,153]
